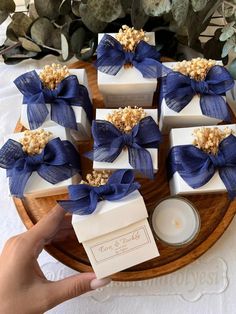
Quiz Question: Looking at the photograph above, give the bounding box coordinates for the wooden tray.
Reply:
[13,61,236,281]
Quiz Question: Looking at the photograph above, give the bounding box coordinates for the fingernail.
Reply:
[90,277,111,290]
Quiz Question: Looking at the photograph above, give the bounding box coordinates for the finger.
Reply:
[45,273,111,309]
[26,204,66,255]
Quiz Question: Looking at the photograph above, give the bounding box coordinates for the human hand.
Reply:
[0,205,111,314]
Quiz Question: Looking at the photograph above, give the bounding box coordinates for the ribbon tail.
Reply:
[58,198,97,215]
[37,164,77,184]
[128,147,154,178]
[200,95,231,122]
[9,171,32,198]
[133,58,163,79]
[27,102,49,129]
[51,100,77,130]
[219,167,236,199]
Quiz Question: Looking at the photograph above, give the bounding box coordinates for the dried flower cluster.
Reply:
[80,170,111,186]
[173,58,216,81]
[20,129,52,155]
[39,63,70,90]
[115,25,148,52]
[106,106,146,133]
[193,127,232,155]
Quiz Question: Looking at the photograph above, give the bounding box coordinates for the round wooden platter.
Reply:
[13,60,236,281]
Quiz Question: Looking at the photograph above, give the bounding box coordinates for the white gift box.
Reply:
[159,62,224,133]
[5,125,81,198]
[169,124,236,195]
[93,109,158,175]
[72,190,159,279]
[226,81,236,117]
[20,69,92,140]
[97,33,157,107]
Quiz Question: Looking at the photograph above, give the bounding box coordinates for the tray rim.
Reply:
[12,60,236,281]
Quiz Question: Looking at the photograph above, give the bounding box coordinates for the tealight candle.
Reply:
[151,197,200,246]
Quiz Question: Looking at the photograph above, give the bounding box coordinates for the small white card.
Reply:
[83,219,159,279]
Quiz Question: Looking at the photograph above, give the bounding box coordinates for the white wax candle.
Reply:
[152,197,200,245]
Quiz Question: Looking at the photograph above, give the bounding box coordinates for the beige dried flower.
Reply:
[115,25,148,52]
[39,63,70,90]
[80,170,111,186]
[173,58,216,81]
[20,129,52,155]
[193,127,233,155]
[106,106,146,133]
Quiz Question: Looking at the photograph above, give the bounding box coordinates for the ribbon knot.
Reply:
[164,65,234,122]
[190,79,209,94]
[58,169,140,215]
[43,88,58,103]
[122,133,133,146]
[86,116,162,178]
[167,134,236,199]
[25,154,44,170]
[94,184,112,200]
[14,70,93,130]
[208,152,226,168]
[124,51,134,64]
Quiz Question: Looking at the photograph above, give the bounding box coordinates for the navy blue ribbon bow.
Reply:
[86,116,162,178]
[167,134,236,199]
[0,138,80,198]
[164,65,234,121]
[14,70,93,130]
[58,169,140,215]
[95,34,169,78]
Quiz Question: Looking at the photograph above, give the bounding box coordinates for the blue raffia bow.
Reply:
[86,116,162,178]
[167,134,236,199]
[95,34,170,78]
[0,138,80,198]
[58,169,140,215]
[164,65,234,121]
[14,70,93,130]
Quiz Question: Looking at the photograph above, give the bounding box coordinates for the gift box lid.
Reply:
[97,32,157,91]
[72,190,148,242]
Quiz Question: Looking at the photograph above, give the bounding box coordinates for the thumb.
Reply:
[45,272,111,309]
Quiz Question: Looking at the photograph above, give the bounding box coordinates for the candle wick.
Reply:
[172,219,182,229]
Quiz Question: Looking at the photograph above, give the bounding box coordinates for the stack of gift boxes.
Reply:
[0,25,235,279]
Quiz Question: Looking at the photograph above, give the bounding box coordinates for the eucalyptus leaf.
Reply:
[222,37,235,58]
[228,58,236,79]
[30,17,54,46]
[59,0,71,15]
[71,0,80,16]
[172,0,189,26]
[52,29,61,49]
[191,0,208,12]
[87,0,123,22]
[19,37,42,52]
[0,0,15,13]
[76,36,97,60]
[0,11,9,25]
[80,3,107,33]
[141,0,171,17]
[71,27,86,53]
[35,0,61,20]
[6,24,18,42]
[219,23,235,42]
[61,32,70,60]
[10,13,32,37]
[29,3,39,20]
[131,0,149,29]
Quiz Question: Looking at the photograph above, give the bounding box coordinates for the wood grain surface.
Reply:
[13,60,236,281]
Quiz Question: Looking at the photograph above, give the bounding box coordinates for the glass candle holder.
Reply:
[151,197,201,246]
